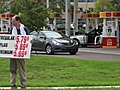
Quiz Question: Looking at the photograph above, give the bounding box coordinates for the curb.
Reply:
[0,86,120,89]
[79,48,120,55]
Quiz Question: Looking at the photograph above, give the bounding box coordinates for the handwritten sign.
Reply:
[0,34,32,59]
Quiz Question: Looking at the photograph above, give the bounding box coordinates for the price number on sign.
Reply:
[19,44,28,50]
[15,36,29,43]
[21,36,29,43]
[13,36,30,57]
[13,50,27,57]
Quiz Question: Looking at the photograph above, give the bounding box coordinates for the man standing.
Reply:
[10,15,29,88]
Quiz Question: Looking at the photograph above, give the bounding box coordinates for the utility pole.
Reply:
[46,0,49,24]
[73,0,78,35]
[85,0,89,33]
[65,0,71,37]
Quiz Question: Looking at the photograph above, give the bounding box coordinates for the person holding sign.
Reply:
[10,15,29,88]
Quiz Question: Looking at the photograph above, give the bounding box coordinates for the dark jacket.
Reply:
[10,26,30,35]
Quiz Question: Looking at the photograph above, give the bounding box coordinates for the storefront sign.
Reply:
[102,37,117,48]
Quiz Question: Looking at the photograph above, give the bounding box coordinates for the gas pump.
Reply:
[100,12,120,48]
[107,26,112,36]
[106,21,116,36]
[0,14,14,34]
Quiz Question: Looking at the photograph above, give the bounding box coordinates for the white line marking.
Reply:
[0,86,120,89]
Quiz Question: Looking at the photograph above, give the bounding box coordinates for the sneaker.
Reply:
[21,85,26,89]
[11,85,17,88]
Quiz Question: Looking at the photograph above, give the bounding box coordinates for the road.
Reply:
[32,48,120,61]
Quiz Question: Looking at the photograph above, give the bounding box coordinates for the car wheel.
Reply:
[45,45,54,55]
[69,48,78,55]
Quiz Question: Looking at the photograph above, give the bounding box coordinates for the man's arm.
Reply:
[24,27,30,35]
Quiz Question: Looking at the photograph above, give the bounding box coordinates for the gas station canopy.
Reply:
[100,12,120,18]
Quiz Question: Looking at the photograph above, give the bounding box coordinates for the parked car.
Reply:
[70,28,102,47]
[57,23,75,30]
[30,30,79,55]
[57,23,65,30]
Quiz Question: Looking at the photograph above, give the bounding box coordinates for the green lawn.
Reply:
[0,55,120,89]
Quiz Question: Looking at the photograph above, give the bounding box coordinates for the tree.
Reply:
[9,0,49,31]
[93,0,120,13]
[0,0,65,31]
[0,0,10,13]
[47,0,65,23]
[109,0,120,11]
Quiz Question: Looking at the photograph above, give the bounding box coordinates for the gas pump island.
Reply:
[0,14,14,34]
[100,12,120,48]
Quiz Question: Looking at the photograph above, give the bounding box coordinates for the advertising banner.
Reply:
[0,34,32,59]
[102,37,117,48]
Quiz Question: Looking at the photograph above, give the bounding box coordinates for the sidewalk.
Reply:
[79,48,120,55]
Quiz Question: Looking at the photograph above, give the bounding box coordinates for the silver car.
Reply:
[70,29,102,47]
[31,31,79,55]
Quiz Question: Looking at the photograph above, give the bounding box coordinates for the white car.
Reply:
[70,29,102,47]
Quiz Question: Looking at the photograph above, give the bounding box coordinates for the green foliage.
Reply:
[9,0,49,31]
[94,0,120,13]
[49,0,65,14]
[0,0,10,13]
[0,0,65,32]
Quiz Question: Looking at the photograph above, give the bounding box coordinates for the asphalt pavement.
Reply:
[50,47,120,60]
[73,47,120,60]
[79,48,120,55]
[31,47,120,60]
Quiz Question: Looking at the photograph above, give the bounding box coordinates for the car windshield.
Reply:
[30,31,38,36]
[44,31,62,39]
